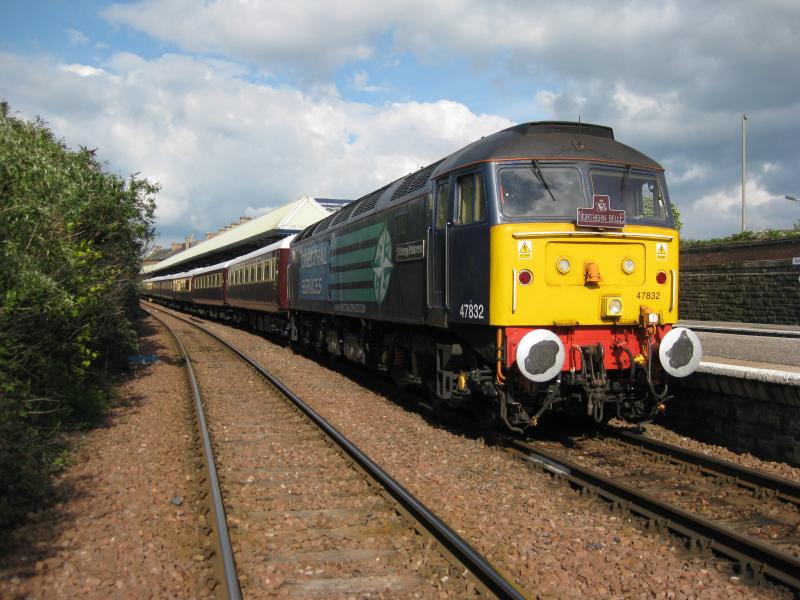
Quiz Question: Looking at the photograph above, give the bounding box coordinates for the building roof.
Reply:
[142,195,332,275]
[314,197,352,212]
[142,246,176,264]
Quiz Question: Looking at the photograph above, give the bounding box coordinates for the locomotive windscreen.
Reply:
[498,165,585,218]
[590,169,669,222]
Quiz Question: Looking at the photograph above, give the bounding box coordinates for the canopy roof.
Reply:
[142,195,333,275]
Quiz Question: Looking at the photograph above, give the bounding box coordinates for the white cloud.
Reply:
[103,0,384,77]
[0,51,510,245]
[61,64,106,78]
[7,0,800,240]
[681,174,795,238]
[351,69,381,93]
[611,84,662,118]
[533,90,557,114]
[65,28,89,46]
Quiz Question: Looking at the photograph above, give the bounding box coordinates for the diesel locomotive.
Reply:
[144,121,702,431]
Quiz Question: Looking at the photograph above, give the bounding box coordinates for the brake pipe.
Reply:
[495,328,506,384]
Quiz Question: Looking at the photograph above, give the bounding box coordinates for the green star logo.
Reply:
[372,225,393,303]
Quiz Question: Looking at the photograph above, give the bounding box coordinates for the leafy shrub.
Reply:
[0,101,157,529]
[682,227,800,247]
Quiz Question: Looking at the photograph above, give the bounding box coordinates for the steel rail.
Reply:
[143,302,527,600]
[144,307,242,600]
[614,430,800,505]
[509,438,800,593]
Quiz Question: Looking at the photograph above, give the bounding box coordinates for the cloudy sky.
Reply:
[2,0,799,243]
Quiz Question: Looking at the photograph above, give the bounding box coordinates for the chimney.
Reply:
[185,234,194,248]
[171,242,183,252]
[239,216,252,224]
[206,232,215,240]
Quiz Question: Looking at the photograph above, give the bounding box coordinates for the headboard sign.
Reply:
[577,194,625,228]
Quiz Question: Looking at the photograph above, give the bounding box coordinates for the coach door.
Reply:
[428,178,451,313]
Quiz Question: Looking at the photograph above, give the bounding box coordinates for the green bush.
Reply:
[682,227,800,247]
[0,101,157,529]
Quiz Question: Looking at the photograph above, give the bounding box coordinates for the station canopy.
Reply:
[142,195,342,276]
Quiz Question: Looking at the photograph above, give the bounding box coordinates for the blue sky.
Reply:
[2,0,799,245]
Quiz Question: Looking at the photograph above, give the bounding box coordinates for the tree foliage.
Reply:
[671,203,682,233]
[681,227,800,247]
[0,102,157,529]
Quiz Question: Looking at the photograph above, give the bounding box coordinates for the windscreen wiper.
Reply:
[621,164,632,191]
[531,160,557,203]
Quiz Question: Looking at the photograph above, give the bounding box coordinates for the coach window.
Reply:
[455,172,486,225]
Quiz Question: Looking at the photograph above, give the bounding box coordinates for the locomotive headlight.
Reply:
[556,257,571,274]
[659,327,703,377]
[602,296,623,318]
[621,258,635,274]
[516,329,566,383]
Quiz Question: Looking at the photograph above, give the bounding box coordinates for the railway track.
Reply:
[507,430,800,594]
[143,302,525,599]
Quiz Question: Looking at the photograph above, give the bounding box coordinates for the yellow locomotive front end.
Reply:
[490,222,680,327]
[485,157,702,429]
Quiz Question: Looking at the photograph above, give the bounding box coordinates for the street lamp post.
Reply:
[741,113,747,232]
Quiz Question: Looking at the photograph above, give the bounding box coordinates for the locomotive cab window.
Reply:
[590,169,669,222]
[455,172,486,225]
[498,165,584,218]
[435,180,450,229]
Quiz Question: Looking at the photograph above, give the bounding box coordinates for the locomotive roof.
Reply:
[432,121,662,177]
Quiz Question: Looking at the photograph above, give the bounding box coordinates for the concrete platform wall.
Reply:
[663,373,800,466]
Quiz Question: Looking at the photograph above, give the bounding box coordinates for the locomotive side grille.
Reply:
[390,173,416,200]
[295,224,315,241]
[391,159,444,201]
[331,201,358,226]
[352,189,382,216]
[313,212,336,234]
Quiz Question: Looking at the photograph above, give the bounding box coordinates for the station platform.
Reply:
[676,320,800,384]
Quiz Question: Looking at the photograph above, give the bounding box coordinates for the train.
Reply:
[142,121,702,431]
